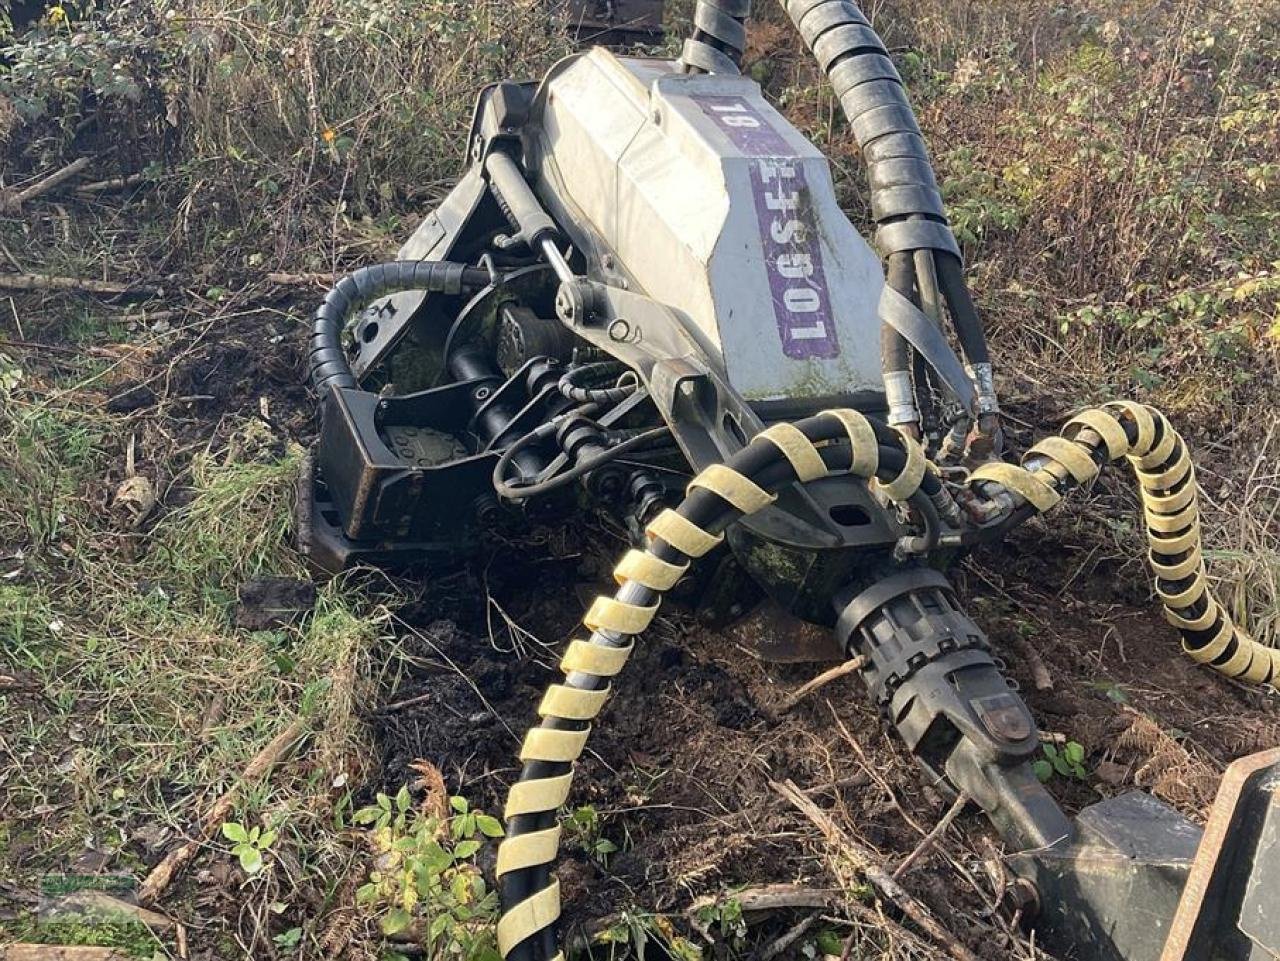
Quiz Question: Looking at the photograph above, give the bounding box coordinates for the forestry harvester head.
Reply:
[298,4,1280,959]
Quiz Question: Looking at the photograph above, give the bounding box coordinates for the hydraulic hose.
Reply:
[782,0,999,428]
[557,362,638,405]
[882,251,918,428]
[496,410,938,961]
[970,402,1279,685]
[677,0,750,75]
[493,425,673,502]
[309,260,490,395]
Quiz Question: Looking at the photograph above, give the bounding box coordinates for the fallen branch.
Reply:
[136,717,308,906]
[776,656,868,714]
[687,883,838,917]
[75,173,148,196]
[0,157,92,212]
[771,778,980,961]
[892,791,969,880]
[5,947,128,961]
[266,271,337,286]
[0,273,159,297]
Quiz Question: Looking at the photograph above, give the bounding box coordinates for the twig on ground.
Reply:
[771,778,980,961]
[893,792,970,880]
[5,947,127,960]
[776,656,868,714]
[76,173,147,196]
[830,902,938,958]
[0,273,159,297]
[827,703,927,837]
[0,157,92,212]
[1009,630,1054,691]
[266,271,337,286]
[687,883,837,917]
[136,717,309,906]
[760,914,818,960]
[0,338,90,357]
[802,772,873,795]
[376,690,436,714]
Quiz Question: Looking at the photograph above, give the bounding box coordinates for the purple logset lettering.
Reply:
[696,95,840,360]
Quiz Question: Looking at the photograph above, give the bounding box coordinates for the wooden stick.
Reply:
[0,157,92,212]
[0,273,158,297]
[266,271,337,286]
[687,883,838,917]
[136,717,308,906]
[1009,631,1054,691]
[771,778,980,961]
[776,656,868,714]
[760,915,818,960]
[892,791,969,880]
[75,173,147,196]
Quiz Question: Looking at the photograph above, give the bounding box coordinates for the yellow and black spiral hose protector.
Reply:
[495,409,935,961]
[969,401,1278,686]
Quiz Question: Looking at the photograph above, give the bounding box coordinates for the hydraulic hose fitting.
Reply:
[965,362,1003,460]
[929,486,964,528]
[968,363,1000,417]
[625,470,667,528]
[554,417,625,501]
[883,369,920,429]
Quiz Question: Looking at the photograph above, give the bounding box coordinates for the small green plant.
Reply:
[220,820,278,874]
[1087,680,1131,705]
[565,804,619,866]
[694,895,747,946]
[803,927,847,959]
[1034,741,1089,783]
[595,911,704,961]
[273,926,303,951]
[354,786,504,958]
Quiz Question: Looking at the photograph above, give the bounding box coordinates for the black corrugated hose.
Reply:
[308,260,491,395]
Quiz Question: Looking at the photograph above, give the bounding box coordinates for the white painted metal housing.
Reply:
[530,48,886,411]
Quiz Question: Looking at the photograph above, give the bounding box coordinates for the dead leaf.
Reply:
[408,758,449,824]
[112,474,156,527]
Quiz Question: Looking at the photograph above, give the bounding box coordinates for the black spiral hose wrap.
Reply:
[677,0,751,74]
[784,0,998,422]
[308,260,490,395]
[496,410,941,961]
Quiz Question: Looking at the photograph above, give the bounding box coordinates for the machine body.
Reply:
[299,15,1279,961]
